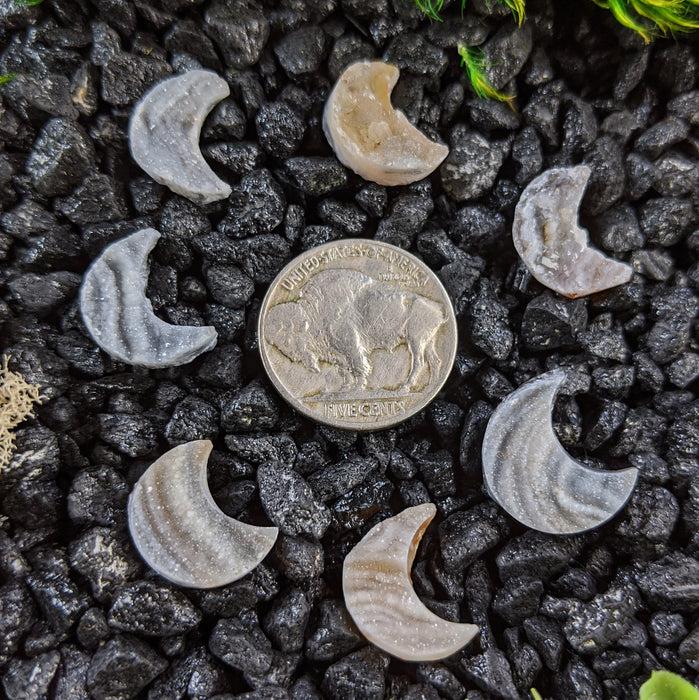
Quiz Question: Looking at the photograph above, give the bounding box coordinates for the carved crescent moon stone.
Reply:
[482,369,638,535]
[343,503,479,661]
[512,165,633,298]
[129,69,232,204]
[323,61,449,186]
[79,227,217,368]
[127,440,278,588]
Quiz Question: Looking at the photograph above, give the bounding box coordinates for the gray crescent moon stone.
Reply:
[79,227,218,368]
[129,69,232,205]
[127,440,279,588]
[512,165,633,298]
[343,503,479,661]
[482,369,638,535]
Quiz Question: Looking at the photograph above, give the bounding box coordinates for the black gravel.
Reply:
[0,0,698,698]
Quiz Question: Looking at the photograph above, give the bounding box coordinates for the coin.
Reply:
[258,239,458,430]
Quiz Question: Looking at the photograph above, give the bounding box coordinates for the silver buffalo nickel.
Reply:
[258,239,457,430]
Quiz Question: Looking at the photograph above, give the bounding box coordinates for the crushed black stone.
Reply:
[0,0,697,696]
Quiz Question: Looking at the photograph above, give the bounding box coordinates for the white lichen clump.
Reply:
[0,356,45,472]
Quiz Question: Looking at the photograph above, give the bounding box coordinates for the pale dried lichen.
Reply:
[0,356,45,471]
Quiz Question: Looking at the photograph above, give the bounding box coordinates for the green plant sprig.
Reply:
[415,0,444,21]
[640,671,699,700]
[415,0,524,24]
[0,74,17,86]
[414,0,699,42]
[592,0,699,42]
[497,0,525,25]
[457,43,515,106]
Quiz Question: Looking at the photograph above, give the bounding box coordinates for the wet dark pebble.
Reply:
[86,634,167,700]
[256,101,306,159]
[492,576,544,626]
[221,380,279,432]
[205,0,269,70]
[26,118,95,197]
[164,395,220,445]
[274,26,328,77]
[2,650,60,700]
[284,157,348,198]
[460,648,519,700]
[76,608,111,651]
[440,126,507,202]
[107,581,202,636]
[635,554,699,612]
[68,527,142,602]
[321,647,389,700]
[98,413,158,458]
[263,587,311,653]
[439,502,508,573]
[521,292,587,350]
[219,169,286,239]
[257,462,331,539]
[563,585,641,655]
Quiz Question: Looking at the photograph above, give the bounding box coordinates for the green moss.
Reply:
[496,0,526,25]
[640,671,699,700]
[457,43,515,105]
[415,0,524,23]
[0,74,17,86]
[414,0,699,42]
[593,0,699,42]
[415,0,444,21]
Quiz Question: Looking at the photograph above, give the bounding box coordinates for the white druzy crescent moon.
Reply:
[129,69,232,204]
[343,504,479,661]
[482,370,638,535]
[80,228,217,368]
[513,166,633,298]
[128,440,278,588]
[323,61,449,186]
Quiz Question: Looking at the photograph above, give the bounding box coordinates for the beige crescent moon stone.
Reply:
[127,440,278,588]
[512,165,633,298]
[323,61,449,186]
[342,503,479,661]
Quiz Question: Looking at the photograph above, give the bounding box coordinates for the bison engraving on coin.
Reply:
[265,269,446,392]
[259,240,457,430]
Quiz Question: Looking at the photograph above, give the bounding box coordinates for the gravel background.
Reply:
[0,0,698,698]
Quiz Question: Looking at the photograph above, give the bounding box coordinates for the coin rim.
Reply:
[257,238,458,431]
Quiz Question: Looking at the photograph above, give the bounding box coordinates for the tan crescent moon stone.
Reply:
[128,440,278,588]
[323,61,449,186]
[343,503,479,661]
